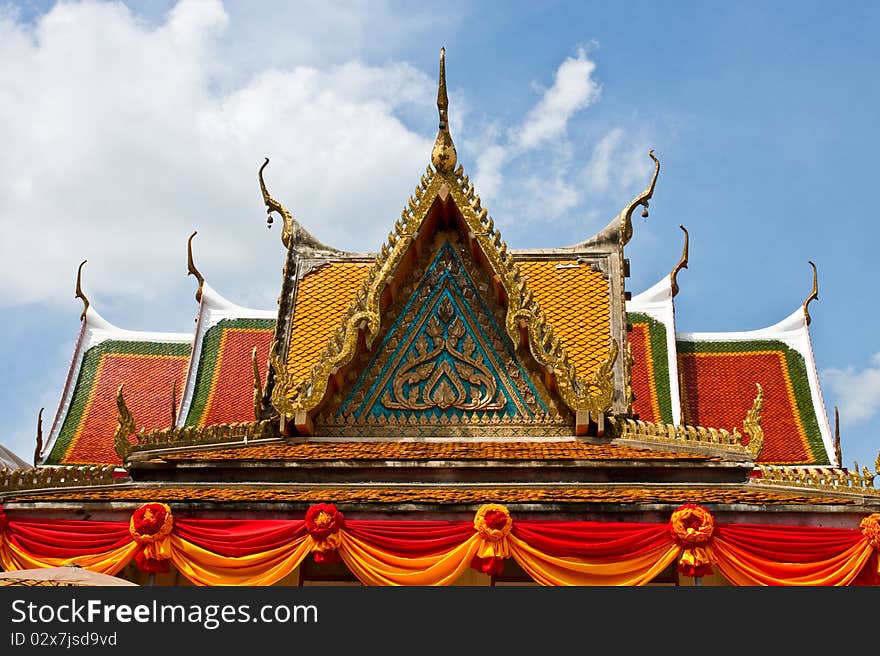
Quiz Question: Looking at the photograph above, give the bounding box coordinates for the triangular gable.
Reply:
[677,307,835,466]
[177,283,276,427]
[271,165,621,435]
[41,306,192,466]
[314,236,570,436]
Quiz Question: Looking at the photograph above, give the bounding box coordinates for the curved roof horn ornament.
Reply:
[803,260,819,326]
[619,150,660,246]
[258,158,340,253]
[670,224,689,298]
[187,231,206,303]
[75,260,89,322]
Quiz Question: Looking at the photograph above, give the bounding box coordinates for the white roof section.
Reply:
[176,283,275,426]
[677,305,837,467]
[0,443,29,470]
[626,274,682,425]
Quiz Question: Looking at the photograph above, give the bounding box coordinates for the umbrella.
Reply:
[0,564,138,586]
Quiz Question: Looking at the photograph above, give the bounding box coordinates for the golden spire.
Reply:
[34,407,44,467]
[431,47,457,173]
[803,260,819,326]
[259,158,339,252]
[187,231,206,303]
[670,224,689,298]
[75,260,89,322]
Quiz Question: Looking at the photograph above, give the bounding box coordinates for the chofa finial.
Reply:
[619,150,660,246]
[75,260,90,322]
[670,224,689,298]
[259,157,339,253]
[803,261,819,326]
[187,231,205,303]
[431,47,457,173]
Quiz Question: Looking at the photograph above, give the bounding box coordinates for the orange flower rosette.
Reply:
[471,504,513,576]
[861,513,880,577]
[670,503,715,577]
[306,503,346,564]
[129,502,174,573]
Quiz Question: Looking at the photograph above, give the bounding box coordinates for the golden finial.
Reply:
[75,260,89,322]
[834,406,842,466]
[803,260,819,326]
[618,150,660,246]
[431,47,457,173]
[252,346,263,421]
[743,382,764,459]
[670,224,689,298]
[113,383,136,461]
[170,378,179,428]
[187,231,205,303]
[259,158,338,252]
[34,407,44,467]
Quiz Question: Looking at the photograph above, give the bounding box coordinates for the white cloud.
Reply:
[467,46,652,232]
[822,353,880,424]
[515,48,600,151]
[0,0,435,314]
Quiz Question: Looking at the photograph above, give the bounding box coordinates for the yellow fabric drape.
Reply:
[169,535,312,586]
[508,534,681,586]
[0,537,139,576]
[338,532,481,586]
[710,537,875,586]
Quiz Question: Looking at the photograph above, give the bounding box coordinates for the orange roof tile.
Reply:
[286,262,372,381]
[4,485,854,506]
[185,320,275,426]
[518,260,611,377]
[46,341,191,466]
[678,341,827,465]
[159,441,720,462]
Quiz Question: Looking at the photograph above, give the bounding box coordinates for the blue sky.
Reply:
[0,0,878,471]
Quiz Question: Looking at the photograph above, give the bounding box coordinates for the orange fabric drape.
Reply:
[1,504,878,586]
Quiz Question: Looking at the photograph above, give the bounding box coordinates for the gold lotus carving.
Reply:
[381,298,505,412]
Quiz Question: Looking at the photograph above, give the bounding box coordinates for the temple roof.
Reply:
[40,303,192,467]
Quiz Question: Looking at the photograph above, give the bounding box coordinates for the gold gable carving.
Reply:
[270,165,618,429]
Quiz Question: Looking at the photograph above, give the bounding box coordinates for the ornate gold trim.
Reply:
[271,164,617,422]
[756,462,879,496]
[75,259,89,322]
[670,224,689,298]
[609,416,752,455]
[252,346,263,421]
[113,384,135,461]
[128,419,275,455]
[803,260,819,326]
[617,150,660,246]
[740,383,764,459]
[169,379,178,429]
[834,406,842,466]
[258,158,339,252]
[33,407,43,467]
[187,231,205,303]
[0,465,121,494]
